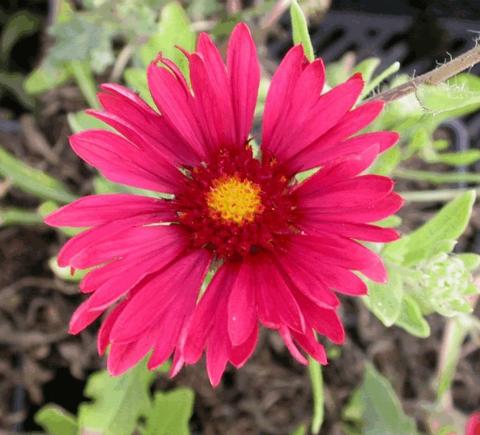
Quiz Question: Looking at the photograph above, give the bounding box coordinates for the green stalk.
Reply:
[308,358,324,434]
[435,316,471,407]
[69,60,98,108]
[0,207,42,226]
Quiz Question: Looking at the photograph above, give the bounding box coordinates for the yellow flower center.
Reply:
[206,176,263,224]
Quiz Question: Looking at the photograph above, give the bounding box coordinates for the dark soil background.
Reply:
[1,0,480,434]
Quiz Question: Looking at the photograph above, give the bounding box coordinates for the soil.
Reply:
[1,1,480,434]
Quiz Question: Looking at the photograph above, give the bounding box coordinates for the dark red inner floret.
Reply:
[173,145,299,261]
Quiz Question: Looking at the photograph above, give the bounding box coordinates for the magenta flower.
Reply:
[46,23,402,386]
[467,412,480,435]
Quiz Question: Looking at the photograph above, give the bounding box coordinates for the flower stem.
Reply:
[435,295,478,408]
[308,357,324,434]
[373,44,480,103]
[399,187,480,202]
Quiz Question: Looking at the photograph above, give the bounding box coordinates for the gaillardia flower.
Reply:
[46,23,402,386]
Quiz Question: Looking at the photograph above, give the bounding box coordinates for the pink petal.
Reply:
[295,145,381,197]
[97,301,128,355]
[107,332,153,376]
[109,249,211,344]
[229,324,258,368]
[279,326,308,365]
[275,73,363,161]
[292,329,328,364]
[293,290,345,344]
[183,263,237,364]
[253,255,306,333]
[147,63,208,158]
[227,23,260,147]
[286,100,385,173]
[299,175,394,209]
[287,234,387,282]
[274,253,340,308]
[227,261,257,346]
[45,194,174,228]
[189,53,236,152]
[70,130,182,193]
[301,192,404,224]
[303,221,400,243]
[262,45,308,150]
[315,131,399,166]
[265,58,327,156]
[87,109,201,167]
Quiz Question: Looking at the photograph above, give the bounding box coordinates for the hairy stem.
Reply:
[373,44,480,103]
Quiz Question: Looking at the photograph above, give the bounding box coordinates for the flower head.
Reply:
[467,412,480,435]
[46,23,402,386]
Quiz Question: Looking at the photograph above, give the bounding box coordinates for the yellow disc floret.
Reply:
[206,176,263,224]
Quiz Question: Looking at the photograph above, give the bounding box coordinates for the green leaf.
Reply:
[384,191,475,265]
[0,207,42,226]
[290,1,314,61]
[291,424,307,435]
[124,67,154,106]
[93,176,160,198]
[35,404,78,435]
[395,295,430,338]
[431,149,480,166]
[410,253,476,317]
[353,58,380,84]
[358,364,419,435]
[68,60,98,108]
[364,265,403,327]
[0,147,77,203]
[1,11,40,62]
[376,215,402,228]
[370,145,401,176]
[78,359,155,435]
[0,71,34,108]
[67,110,110,133]
[362,61,400,98]
[24,62,71,95]
[395,168,480,184]
[457,253,480,271]
[143,388,195,435]
[416,79,480,115]
[325,53,355,87]
[140,2,196,78]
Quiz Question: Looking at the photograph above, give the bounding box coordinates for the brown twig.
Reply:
[373,44,480,103]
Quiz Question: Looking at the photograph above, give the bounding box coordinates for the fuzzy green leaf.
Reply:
[124,67,154,106]
[35,405,78,435]
[140,2,196,78]
[384,191,475,265]
[353,58,380,84]
[67,110,110,133]
[24,62,71,95]
[416,76,480,115]
[0,207,42,226]
[457,253,480,271]
[364,266,403,327]
[344,364,419,435]
[78,360,155,435]
[395,296,430,338]
[290,1,314,61]
[143,388,194,435]
[0,147,77,203]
